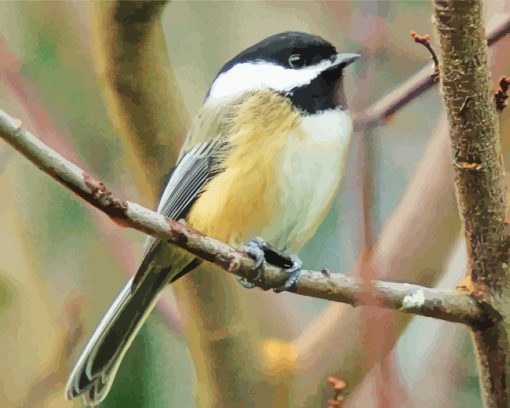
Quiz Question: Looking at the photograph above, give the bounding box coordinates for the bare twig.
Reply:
[433,1,510,406]
[495,76,510,112]
[410,30,439,81]
[353,15,510,130]
[0,107,491,326]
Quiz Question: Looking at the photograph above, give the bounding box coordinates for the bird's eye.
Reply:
[288,54,306,68]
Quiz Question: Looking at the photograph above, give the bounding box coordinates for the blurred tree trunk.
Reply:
[88,2,274,406]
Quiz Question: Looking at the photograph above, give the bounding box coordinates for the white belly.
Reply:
[260,109,352,250]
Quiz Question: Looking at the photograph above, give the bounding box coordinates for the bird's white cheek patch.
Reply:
[207,60,334,102]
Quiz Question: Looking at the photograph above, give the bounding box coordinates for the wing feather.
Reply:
[133,137,228,290]
[132,96,246,290]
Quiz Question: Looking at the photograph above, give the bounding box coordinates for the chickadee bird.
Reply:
[66,31,359,405]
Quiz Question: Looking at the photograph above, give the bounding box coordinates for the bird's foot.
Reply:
[238,237,303,292]
[237,237,265,289]
[273,252,303,293]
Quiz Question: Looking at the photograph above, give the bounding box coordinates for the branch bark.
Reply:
[0,107,490,327]
[433,1,510,406]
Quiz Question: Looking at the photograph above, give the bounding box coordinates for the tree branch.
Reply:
[433,1,510,406]
[0,107,492,327]
[353,14,510,131]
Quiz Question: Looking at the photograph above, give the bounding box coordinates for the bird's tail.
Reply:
[65,267,169,406]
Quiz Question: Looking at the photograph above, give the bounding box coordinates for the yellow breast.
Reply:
[187,91,300,247]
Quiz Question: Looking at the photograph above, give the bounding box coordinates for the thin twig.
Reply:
[410,30,439,81]
[353,15,510,130]
[0,107,492,326]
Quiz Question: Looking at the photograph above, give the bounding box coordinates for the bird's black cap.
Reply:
[217,31,338,76]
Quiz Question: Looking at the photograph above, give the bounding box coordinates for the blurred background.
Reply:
[0,1,509,407]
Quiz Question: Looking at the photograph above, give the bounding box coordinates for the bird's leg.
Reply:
[237,237,265,289]
[239,236,303,292]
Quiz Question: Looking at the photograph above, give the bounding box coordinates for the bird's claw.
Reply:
[237,237,266,288]
[238,236,303,292]
[273,254,303,293]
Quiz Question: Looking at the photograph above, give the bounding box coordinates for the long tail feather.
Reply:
[65,267,170,406]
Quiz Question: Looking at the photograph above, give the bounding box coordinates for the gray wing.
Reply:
[157,141,223,219]
[132,93,250,290]
[132,139,227,289]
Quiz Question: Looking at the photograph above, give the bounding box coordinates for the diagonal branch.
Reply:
[353,14,510,131]
[0,107,493,327]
